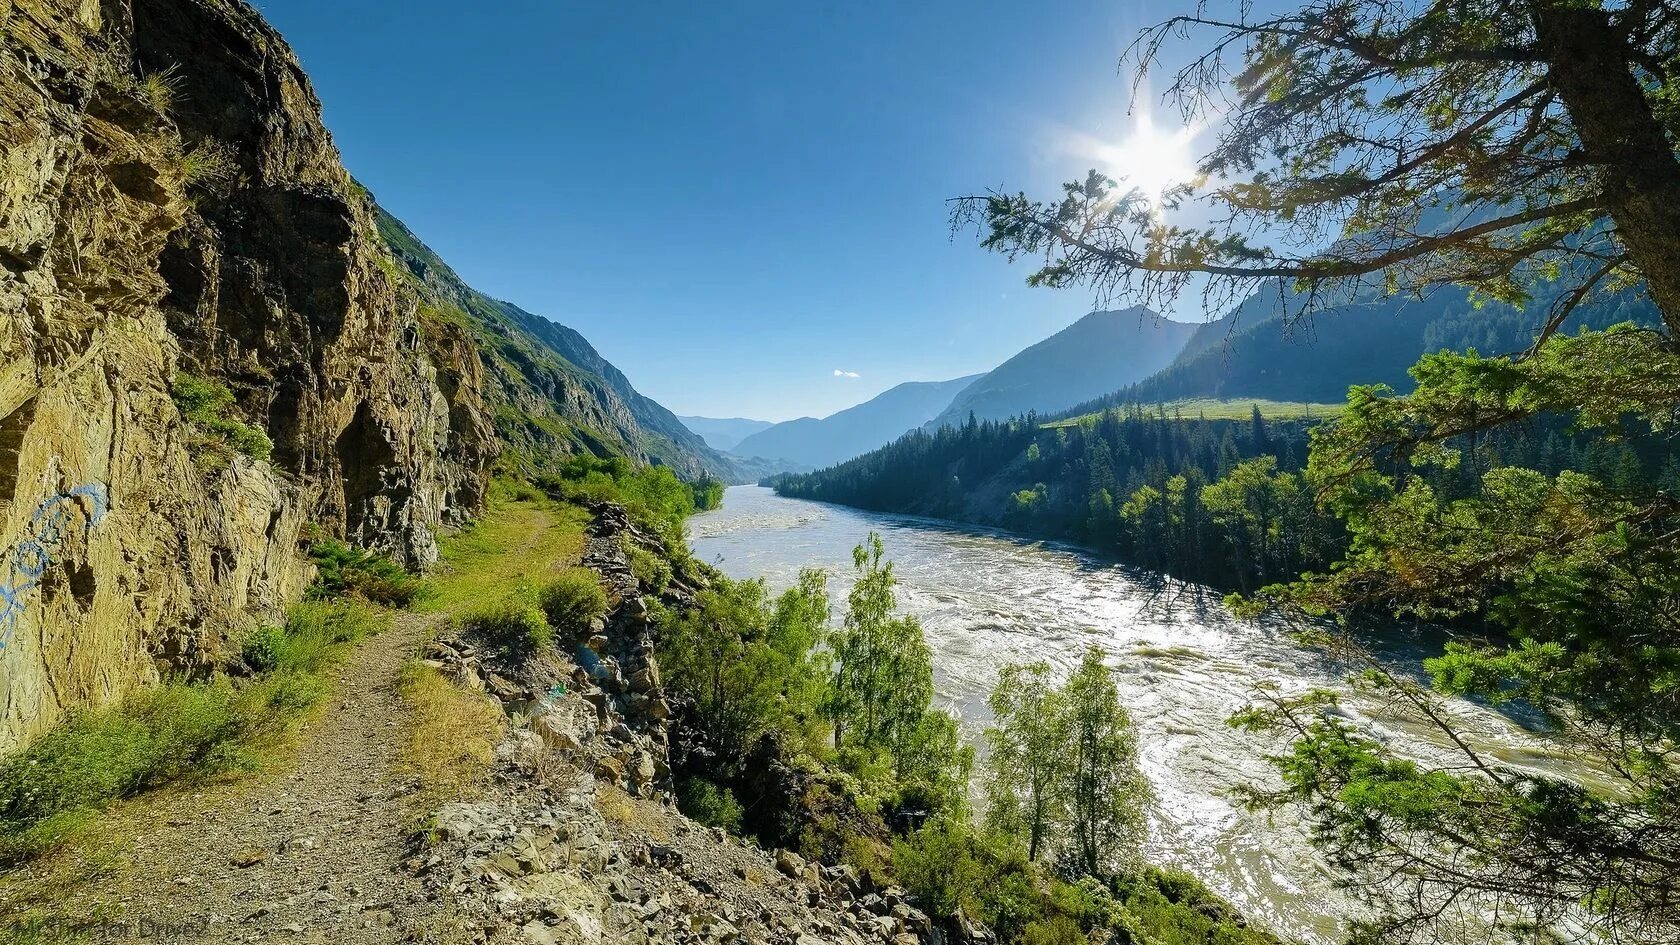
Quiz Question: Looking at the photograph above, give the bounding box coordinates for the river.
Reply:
[690,486,1587,942]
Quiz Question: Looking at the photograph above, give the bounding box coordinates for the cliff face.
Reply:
[0,0,499,749]
[0,0,708,751]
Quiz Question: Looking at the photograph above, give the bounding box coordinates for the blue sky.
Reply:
[256,0,1209,421]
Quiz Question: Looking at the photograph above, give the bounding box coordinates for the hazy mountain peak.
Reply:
[734,374,983,470]
[925,307,1197,429]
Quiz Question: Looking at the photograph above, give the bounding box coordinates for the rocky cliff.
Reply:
[0,0,714,751]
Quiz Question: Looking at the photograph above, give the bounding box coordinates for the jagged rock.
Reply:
[629,666,661,693]
[532,713,583,753]
[594,757,625,782]
[0,0,506,749]
[775,850,807,878]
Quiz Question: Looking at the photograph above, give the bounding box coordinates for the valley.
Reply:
[2,0,1677,944]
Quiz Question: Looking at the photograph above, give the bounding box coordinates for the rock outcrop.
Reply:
[0,0,710,750]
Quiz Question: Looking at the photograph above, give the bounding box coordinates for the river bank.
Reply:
[691,486,1591,943]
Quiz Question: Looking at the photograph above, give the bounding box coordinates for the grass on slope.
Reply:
[0,600,385,865]
[397,483,588,802]
[398,662,504,806]
[420,482,591,617]
[1044,398,1344,428]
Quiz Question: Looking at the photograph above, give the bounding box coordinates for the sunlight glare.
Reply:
[1081,110,1202,214]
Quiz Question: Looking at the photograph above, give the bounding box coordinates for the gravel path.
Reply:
[0,612,458,944]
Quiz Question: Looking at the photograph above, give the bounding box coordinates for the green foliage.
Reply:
[891,817,1280,945]
[137,65,180,113]
[0,603,378,864]
[674,775,744,834]
[810,534,975,819]
[826,537,932,757]
[936,0,1680,933]
[241,600,382,676]
[239,624,288,675]
[1061,648,1150,878]
[462,595,552,656]
[985,651,1149,878]
[693,477,726,511]
[307,536,419,606]
[1228,327,1680,938]
[536,568,608,639]
[893,819,985,919]
[1019,916,1084,945]
[170,374,273,472]
[892,708,974,818]
[177,139,236,189]
[659,570,830,758]
[536,455,711,536]
[776,407,1345,591]
[625,540,672,593]
[984,661,1069,862]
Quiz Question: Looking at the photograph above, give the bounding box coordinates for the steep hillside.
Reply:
[677,415,774,452]
[375,211,736,481]
[926,308,1195,429]
[1118,282,1659,405]
[734,374,980,470]
[0,0,716,749]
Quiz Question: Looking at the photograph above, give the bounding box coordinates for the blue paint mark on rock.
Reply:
[0,484,109,654]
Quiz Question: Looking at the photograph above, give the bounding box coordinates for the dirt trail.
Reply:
[2,612,455,944]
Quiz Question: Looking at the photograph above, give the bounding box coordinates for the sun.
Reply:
[1081,111,1202,213]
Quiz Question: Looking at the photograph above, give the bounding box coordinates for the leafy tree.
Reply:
[1230,338,1680,942]
[1062,648,1150,879]
[892,707,975,818]
[984,661,1071,862]
[660,570,830,757]
[826,534,936,762]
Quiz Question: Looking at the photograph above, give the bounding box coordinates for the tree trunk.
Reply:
[1531,1,1680,335]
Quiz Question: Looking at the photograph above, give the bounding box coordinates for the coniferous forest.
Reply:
[773,403,1680,595]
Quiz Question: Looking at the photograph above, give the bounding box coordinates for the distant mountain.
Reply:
[678,416,776,452]
[1114,281,1660,407]
[925,308,1197,430]
[734,375,983,471]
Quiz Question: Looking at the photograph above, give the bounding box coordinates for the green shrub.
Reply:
[307,536,419,606]
[977,859,1047,941]
[675,775,744,833]
[0,674,318,864]
[240,624,287,673]
[463,596,552,655]
[892,819,984,919]
[177,139,236,188]
[138,65,180,113]
[625,542,672,594]
[1021,916,1086,945]
[534,455,712,533]
[242,600,382,675]
[537,568,608,638]
[170,374,273,471]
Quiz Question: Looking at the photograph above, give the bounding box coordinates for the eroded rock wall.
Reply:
[0,0,495,750]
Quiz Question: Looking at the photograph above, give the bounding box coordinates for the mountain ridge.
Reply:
[734,374,982,471]
[925,307,1197,429]
[677,415,775,452]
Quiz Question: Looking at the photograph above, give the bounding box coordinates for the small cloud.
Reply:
[833,369,861,379]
